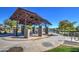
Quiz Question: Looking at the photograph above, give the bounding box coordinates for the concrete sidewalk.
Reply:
[0,35,64,52]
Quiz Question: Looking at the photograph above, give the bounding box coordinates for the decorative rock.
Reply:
[6,47,23,52]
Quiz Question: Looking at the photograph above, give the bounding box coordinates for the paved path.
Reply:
[0,32,79,52]
[50,33,79,47]
[63,40,79,47]
[0,35,64,52]
[64,40,79,45]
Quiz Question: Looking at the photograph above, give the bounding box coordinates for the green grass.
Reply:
[47,45,79,52]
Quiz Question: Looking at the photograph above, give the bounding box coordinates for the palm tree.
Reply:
[4,19,17,28]
[4,19,18,36]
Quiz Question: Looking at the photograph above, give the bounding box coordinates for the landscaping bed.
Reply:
[46,45,79,52]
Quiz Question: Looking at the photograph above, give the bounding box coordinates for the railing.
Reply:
[60,31,79,41]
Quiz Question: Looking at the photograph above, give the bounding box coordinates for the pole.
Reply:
[45,24,48,35]
[38,25,42,36]
[15,20,19,36]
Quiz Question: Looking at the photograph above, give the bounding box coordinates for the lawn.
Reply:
[47,45,79,52]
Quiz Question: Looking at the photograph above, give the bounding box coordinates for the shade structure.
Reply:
[10,8,52,25]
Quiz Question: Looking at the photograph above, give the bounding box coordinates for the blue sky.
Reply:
[0,7,79,28]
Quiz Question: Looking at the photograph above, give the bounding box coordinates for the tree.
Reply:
[0,24,3,34]
[4,19,18,36]
[4,19,17,28]
[76,26,79,31]
[58,20,76,31]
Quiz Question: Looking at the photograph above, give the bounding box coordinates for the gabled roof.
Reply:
[10,8,52,25]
